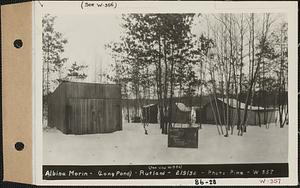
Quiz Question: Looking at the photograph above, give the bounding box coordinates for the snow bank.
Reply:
[43,123,288,165]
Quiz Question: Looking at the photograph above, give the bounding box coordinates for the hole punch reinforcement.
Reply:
[15,142,24,151]
[13,39,23,48]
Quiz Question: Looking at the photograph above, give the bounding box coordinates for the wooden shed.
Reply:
[170,102,191,124]
[251,108,277,125]
[48,81,122,134]
[142,103,158,123]
[200,98,228,124]
[199,97,277,126]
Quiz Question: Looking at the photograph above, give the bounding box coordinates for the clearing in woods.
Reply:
[43,122,288,165]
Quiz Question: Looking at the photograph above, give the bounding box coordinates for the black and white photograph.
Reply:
[36,1,297,185]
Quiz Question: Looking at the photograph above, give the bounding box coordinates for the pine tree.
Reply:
[66,62,88,81]
[42,14,68,95]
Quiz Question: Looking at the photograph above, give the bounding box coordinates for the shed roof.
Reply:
[175,102,191,112]
[217,98,276,111]
[50,81,121,99]
[142,103,157,108]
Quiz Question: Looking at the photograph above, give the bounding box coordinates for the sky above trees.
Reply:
[49,14,122,82]
[43,12,286,84]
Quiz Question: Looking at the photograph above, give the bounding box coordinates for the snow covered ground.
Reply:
[43,122,288,165]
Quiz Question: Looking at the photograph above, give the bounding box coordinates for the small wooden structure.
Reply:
[168,127,198,148]
[170,102,191,124]
[48,81,122,134]
[142,103,158,123]
[198,97,277,125]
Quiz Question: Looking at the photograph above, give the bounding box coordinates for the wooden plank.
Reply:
[104,99,109,132]
[64,100,69,134]
[96,99,99,133]
[80,99,83,133]
[87,99,94,132]
[69,101,72,133]
[96,99,100,133]
[79,99,82,133]
[78,99,81,134]
[92,99,96,133]
[93,99,97,133]
[95,99,99,133]
[71,99,75,134]
[83,99,87,133]
[75,99,79,134]
[87,99,91,133]
[101,99,105,133]
[110,100,114,131]
[110,99,114,132]
[118,99,122,130]
[115,100,119,130]
[106,100,111,132]
[82,99,86,133]
[102,99,106,132]
[84,99,88,133]
[98,99,102,133]
[71,99,74,134]
[91,99,95,133]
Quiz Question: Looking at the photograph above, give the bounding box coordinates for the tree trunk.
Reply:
[168,43,175,129]
[157,36,165,133]
[162,38,169,134]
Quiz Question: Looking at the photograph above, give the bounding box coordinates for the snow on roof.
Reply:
[216,98,250,110]
[217,98,276,111]
[142,103,157,108]
[175,102,191,112]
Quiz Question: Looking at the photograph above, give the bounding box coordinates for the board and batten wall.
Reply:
[199,99,277,125]
[48,82,122,134]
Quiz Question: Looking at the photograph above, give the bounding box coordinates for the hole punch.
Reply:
[15,142,24,151]
[13,39,23,48]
